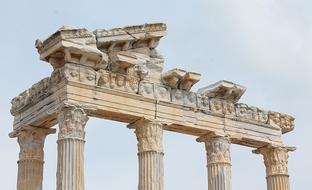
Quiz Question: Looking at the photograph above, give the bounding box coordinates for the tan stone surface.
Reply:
[9,22,296,190]
[198,135,232,190]
[253,146,295,190]
[10,127,55,190]
[129,118,164,190]
[57,105,89,190]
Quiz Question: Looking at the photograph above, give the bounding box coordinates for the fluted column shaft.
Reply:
[198,136,232,190]
[56,106,89,190]
[254,146,295,190]
[14,127,55,190]
[129,118,164,190]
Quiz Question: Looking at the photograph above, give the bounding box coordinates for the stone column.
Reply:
[56,106,89,190]
[12,127,56,190]
[128,118,164,190]
[253,146,295,190]
[197,135,232,190]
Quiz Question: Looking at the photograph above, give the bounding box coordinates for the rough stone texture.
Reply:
[198,80,246,103]
[11,127,55,190]
[9,23,296,190]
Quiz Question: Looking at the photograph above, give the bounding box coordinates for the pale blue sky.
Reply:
[0,0,311,189]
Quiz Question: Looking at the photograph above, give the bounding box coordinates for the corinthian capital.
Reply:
[128,118,164,153]
[197,134,231,164]
[58,105,89,140]
[12,127,56,161]
[253,146,295,176]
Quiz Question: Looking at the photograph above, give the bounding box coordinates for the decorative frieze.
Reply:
[139,81,155,99]
[197,94,210,112]
[10,61,294,134]
[184,91,197,107]
[258,109,269,123]
[223,101,236,117]
[11,77,51,115]
[11,62,293,134]
[63,63,140,94]
[269,112,295,134]
[171,89,197,107]
[139,81,171,101]
[154,84,171,102]
[236,103,257,120]
[210,98,224,115]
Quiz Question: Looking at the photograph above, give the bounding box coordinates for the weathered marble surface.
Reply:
[199,135,232,190]
[253,146,295,190]
[128,118,164,190]
[9,22,296,190]
[10,62,294,136]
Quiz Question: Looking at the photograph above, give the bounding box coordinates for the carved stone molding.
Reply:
[269,112,295,134]
[36,26,108,70]
[197,94,210,112]
[154,84,171,102]
[162,69,186,89]
[11,23,295,141]
[198,135,231,164]
[128,118,164,153]
[58,106,89,140]
[11,127,56,161]
[210,98,224,115]
[162,69,200,91]
[253,146,296,176]
[223,101,236,117]
[236,103,269,124]
[171,89,197,107]
[62,64,140,94]
[11,62,294,135]
[178,72,201,91]
[11,77,51,115]
[94,23,166,52]
[139,81,155,99]
[198,80,246,103]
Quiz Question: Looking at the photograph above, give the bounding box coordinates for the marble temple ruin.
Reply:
[9,23,295,190]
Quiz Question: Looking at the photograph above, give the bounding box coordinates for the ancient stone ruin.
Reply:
[9,23,295,190]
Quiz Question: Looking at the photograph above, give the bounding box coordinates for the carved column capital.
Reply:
[14,127,56,161]
[58,105,89,140]
[253,146,295,176]
[128,118,164,153]
[198,134,231,164]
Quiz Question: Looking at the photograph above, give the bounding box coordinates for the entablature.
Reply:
[10,23,295,149]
